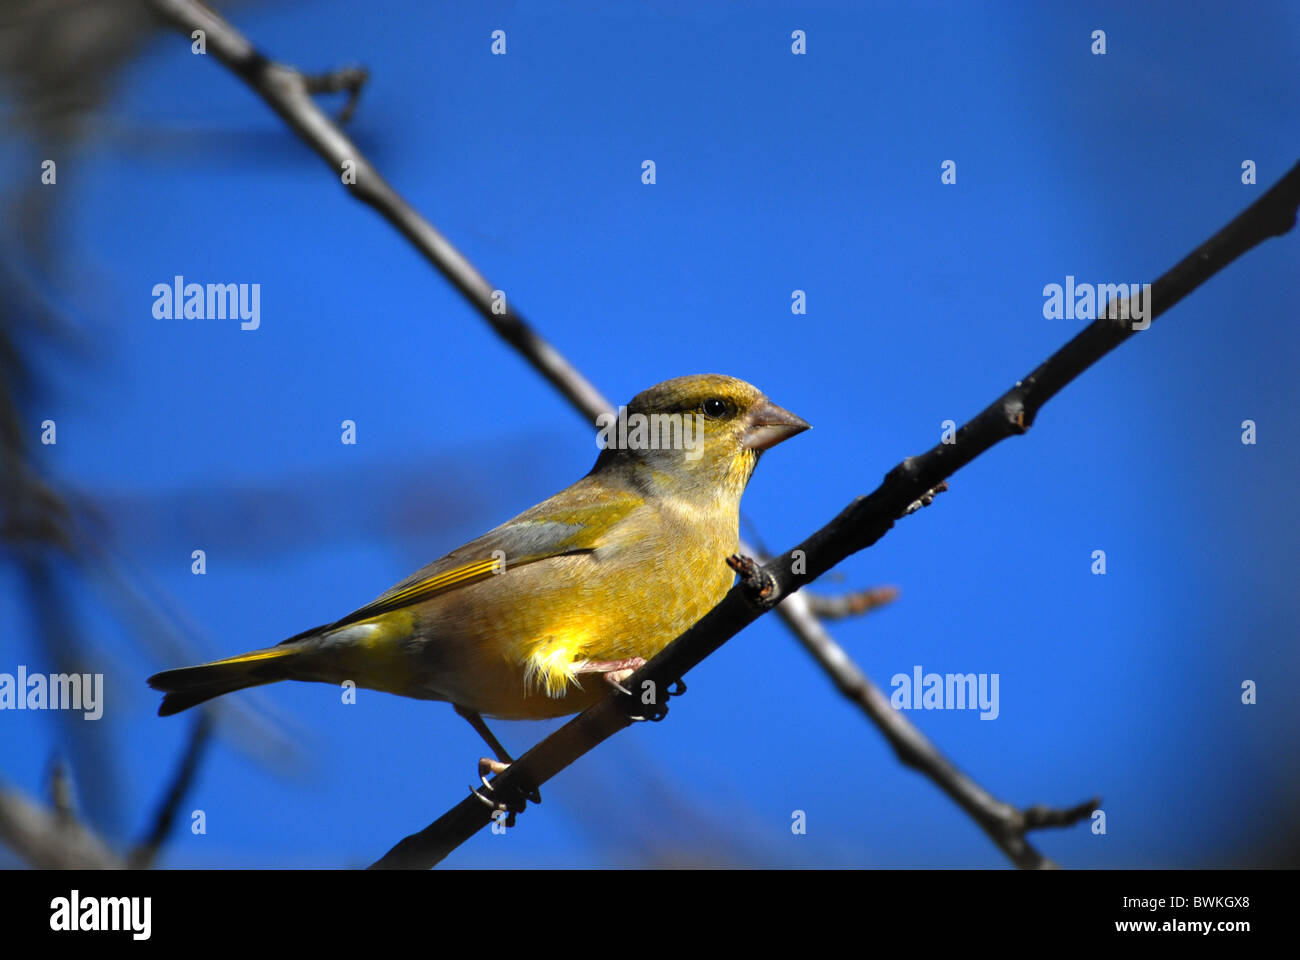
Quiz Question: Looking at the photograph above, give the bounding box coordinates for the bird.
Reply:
[148,374,809,783]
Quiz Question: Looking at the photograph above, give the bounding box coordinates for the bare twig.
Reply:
[300,64,367,124]
[804,585,899,620]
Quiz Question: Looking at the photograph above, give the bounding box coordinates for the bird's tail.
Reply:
[148,642,307,716]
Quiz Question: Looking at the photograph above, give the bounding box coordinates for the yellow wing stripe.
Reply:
[379,557,501,606]
[332,556,506,627]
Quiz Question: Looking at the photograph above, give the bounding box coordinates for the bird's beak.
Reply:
[743,398,811,451]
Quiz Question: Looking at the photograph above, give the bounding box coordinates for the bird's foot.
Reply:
[475,757,542,804]
[470,758,541,825]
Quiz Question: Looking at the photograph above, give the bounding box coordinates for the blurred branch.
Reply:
[71,536,307,771]
[0,781,123,869]
[143,0,1300,869]
[300,63,367,124]
[0,0,281,868]
[128,712,212,869]
[0,716,212,869]
[804,584,899,620]
[47,756,75,823]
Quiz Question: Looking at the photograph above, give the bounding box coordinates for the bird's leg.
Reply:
[575,657,647,696]
[453,705,541,808]
[455,704,513,775]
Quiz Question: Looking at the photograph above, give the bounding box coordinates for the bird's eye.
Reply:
[700,397,732,420]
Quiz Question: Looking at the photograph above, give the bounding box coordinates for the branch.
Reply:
[128,711,212,869]
[758,543,1093,868]
[146,0,613,424]
[371,159,1300,867]
[0,781,123,869]
[300,64,367,124]
[803,585,899,620]
[0,716,213,869]
[777,591,1095,869]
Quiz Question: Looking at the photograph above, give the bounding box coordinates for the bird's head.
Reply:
[593,374,809,506]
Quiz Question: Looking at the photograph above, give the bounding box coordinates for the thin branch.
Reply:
[777,591,1095,869]
[300,64,367,124]
[756,542,1097,867]
[370,159,1300,867]
[804,585,899,620]
[47,755,75,824]
[146,0,614,425]
[127,711,213,869]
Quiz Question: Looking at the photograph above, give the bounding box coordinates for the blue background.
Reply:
[2,0,1297,868]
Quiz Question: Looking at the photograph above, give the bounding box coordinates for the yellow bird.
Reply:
[148,374,808,773]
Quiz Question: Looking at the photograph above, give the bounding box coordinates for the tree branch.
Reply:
[146,0,613,424]
[803,585,899,620]
[0,781,123,869]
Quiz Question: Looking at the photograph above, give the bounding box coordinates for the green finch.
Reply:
[148,374,808,766]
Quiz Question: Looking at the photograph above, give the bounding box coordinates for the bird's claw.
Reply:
[469,780,537,827]
[469,784,520,827]
[474,758,541,817]
[625,702,669,722]
[602,670,634,697]
[623,675,685,723]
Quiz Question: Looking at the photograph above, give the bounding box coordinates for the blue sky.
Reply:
[1,1,1297,868]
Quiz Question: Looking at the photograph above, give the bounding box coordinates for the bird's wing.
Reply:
[324,483,644,630]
